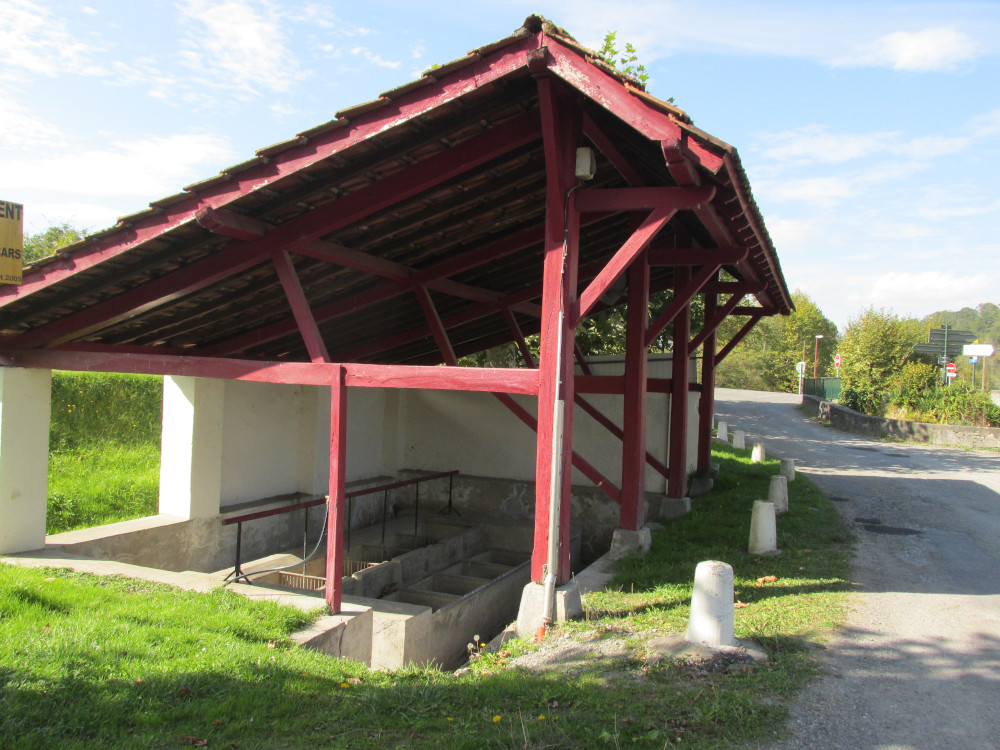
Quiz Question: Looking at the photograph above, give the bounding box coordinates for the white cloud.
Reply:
[178,0,304,95]
[834,27,981,72]
[350,46,401,69]
[758,125,902,165]
[755,176,855,206]
[4,133,235,199]
[861,271,998,316]
[0,101,66,150]
[0,0,105,76]
[548,1,995,74]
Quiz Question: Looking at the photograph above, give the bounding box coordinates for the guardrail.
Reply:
[221,470,459,583]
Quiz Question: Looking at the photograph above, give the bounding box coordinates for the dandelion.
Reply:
[446,718,454,722]
[538,715,546,721]
[340,683,350,689]
[493,715,502,723]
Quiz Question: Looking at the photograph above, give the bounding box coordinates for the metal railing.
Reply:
[221,470,458,584]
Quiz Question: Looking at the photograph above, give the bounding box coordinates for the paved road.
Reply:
[713,389,1000,750]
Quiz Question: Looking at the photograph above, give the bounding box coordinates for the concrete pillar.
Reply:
[751,442,766,463]
[732,430,746,450]
[768,475,789,514]
[716,420,728,442]
[780,458,796,482]
[0,367,52,554]
[158,376,224,519]
[748,500,778,555]
[687,560,735,647]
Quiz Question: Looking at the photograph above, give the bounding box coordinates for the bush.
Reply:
[839,385,885,416]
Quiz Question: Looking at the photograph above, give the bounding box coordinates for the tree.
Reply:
[715,290,837,392]
[23,224,86,264]
[838,307,926,413]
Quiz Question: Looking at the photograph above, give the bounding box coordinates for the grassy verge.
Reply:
[47,372,162,534]
[3,444,852,749]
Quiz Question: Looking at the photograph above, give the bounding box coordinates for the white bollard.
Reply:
[768,475,789,515]
[780,458,796,482]
[687,560,736,647]
[732,430,746,450]
[751,442,766,463]
[716,421,728,442]
[748,500,778,555]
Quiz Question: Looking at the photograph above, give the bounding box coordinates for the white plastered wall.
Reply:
[157,358,702,516]
[159,377,396,516]
[0,367,52,554]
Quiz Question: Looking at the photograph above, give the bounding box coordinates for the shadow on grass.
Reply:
[0,653,802,750]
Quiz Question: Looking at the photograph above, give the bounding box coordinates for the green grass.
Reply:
[5,444,853,749]
[47,372,163,534]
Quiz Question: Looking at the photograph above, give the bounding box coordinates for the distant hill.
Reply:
[923,303,1000,345]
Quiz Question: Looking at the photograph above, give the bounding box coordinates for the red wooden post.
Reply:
[697,292,718,473]
[531,75,580,584]
[668,266,692,498]
[620,249,650,529]
[325,365,347,614]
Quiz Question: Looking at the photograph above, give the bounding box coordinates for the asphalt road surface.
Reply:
[712,389,1000,750]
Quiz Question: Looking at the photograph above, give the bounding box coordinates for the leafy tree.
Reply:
[838,307,926,414]
[715,290,837,393]
[23,224,86,264]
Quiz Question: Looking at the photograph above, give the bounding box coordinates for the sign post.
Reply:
[796,361,806,395]
[946,362,958,381]
[0,200,24,285]
[834,352,841,375]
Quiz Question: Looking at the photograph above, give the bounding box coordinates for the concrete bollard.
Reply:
[716,420,728,442]
[768,475,789,515]
[780,458,796,482]
[732,430,746,450]
[687,560,735,647]
[709,461,721,480]
[751,442,766,463]
[748,500,778,555]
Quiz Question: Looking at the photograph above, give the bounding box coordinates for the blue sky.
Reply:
[2,1,998,329]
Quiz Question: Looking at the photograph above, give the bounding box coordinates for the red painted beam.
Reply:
[325,365,347,614]
[620,249,650,529]
[343,363,538,395]
[532,74,581,584]
[271,250,330,363]
[574,375,623,394]
[697,293,718,473]
[574,394,669,479]
[492,391,621,505]
[575,206,675,323]
[205,224,548,358]
[667,266,692,499]
[0,347,540,394]
[414,285,457,365]
[574,186,715,213]
[582,112,645,187]
[544,38,686,145]
[689,293,743,352]
[647,245,748,267]
[503,306,535,367]
[714,313,763,367]
[196,206,272,241]
[645,262,724,348]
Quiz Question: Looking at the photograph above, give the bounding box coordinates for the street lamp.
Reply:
[813,335,824,378]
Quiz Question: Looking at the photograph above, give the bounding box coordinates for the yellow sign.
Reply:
[0,200,24,285]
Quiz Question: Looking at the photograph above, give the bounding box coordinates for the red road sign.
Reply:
[835,353,841,368]
[946,362,958,376]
